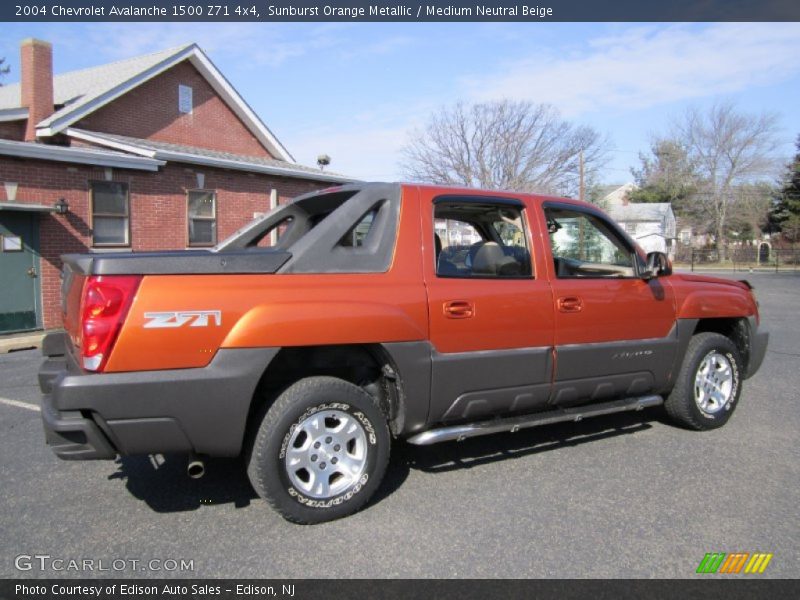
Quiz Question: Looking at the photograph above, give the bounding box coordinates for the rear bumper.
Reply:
[40,388,116,460]
[39,332,278,460]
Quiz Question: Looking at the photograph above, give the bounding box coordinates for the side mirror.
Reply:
[643,251,672,279]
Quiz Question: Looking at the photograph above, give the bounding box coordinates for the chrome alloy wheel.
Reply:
[285,410,368,499]
[694,351,734,415]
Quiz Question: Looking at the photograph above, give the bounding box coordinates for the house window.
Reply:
[624,222,637,235]
[1,236,23,252]
[91,181,130,246]
[178,84,193,114]
[680,230,692,244]
[188,190,216,246]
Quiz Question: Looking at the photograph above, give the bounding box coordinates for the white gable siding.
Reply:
[631,221,669,254]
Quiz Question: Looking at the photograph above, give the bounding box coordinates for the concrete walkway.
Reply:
[0,331,45,353]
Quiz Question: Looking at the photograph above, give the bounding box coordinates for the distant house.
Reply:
[602,184,677,257]
[596,182,637,208]
[0,39,352,333]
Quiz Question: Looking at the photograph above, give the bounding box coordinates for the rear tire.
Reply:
[665,332,743,430]
[247,376,390,524]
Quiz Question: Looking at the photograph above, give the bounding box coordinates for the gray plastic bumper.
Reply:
[39,332,278,459]
[40,387,117,460]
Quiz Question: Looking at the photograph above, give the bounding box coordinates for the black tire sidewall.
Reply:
[681,334,743,428]
[253,378,389,523]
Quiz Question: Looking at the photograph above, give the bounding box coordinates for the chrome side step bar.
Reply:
[406,395,664,446]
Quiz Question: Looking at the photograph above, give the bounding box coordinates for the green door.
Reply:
[0,211,42,333]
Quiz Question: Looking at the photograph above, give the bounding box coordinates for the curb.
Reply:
[0,332,45,353]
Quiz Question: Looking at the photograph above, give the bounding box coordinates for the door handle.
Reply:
[27,267,38,278]
[557,296,583,312]
[443,300,475,319]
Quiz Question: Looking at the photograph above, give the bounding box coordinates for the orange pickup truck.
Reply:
[39,183,768,523]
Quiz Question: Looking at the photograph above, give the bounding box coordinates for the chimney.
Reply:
[20,38,54,142]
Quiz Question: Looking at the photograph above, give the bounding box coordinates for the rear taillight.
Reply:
[79,275,141,372]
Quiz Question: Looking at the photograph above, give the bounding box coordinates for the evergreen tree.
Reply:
[771,135,800,242]
[628,138,698,214]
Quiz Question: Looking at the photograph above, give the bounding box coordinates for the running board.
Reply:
[406,395,664,446]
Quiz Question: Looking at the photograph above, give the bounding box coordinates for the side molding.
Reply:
[428,346,553,425]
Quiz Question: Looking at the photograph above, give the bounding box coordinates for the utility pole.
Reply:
[579,149,585,202]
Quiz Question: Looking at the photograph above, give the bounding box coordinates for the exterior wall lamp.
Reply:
[54,198,69,215]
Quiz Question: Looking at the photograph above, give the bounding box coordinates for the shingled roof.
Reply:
[0,43,293,162]
[607,203,673,222]
[68,128,354,184]
[0,45,188,120]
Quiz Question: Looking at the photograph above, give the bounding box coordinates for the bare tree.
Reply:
[673,102,780,258]
[400,100,608,197]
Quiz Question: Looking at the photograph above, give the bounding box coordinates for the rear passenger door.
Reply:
[421,192,555,425]
[543,203,677,408]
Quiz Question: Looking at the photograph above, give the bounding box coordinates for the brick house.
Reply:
[0,39,352,334]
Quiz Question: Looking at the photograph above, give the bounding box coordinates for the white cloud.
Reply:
[467,23,800,116]
[77,23,349,68]
[369,35,415,54]
[66,23,414,70]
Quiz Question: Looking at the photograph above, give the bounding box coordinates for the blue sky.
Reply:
[2,22,799,184]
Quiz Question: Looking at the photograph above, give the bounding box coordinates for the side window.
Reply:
[545,207,635,278]
[340,209,377,247]
[434,201,532,278]
[256,216,294,248]
[492,216,527,250]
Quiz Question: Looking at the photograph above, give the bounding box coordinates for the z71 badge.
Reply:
[143,310,222,328]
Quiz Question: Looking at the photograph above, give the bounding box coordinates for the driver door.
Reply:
[543,203,677,408]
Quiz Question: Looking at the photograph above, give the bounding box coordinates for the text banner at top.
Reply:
[3,0,800,22]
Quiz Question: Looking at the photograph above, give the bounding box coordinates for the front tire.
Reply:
[665,332,743,430]
[247,376,390,524]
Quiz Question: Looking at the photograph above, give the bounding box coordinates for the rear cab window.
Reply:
[433,197,533,278]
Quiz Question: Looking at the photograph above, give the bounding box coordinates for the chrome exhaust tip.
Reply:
[187,458,205,479]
